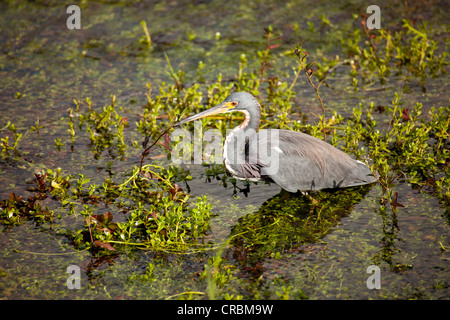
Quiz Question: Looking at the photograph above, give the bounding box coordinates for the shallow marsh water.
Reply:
[0,0,448,299]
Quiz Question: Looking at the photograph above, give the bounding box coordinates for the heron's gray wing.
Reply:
[250,129,376,192]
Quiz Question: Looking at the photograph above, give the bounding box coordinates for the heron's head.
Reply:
[222,92,260,113]
[175,92,260,126]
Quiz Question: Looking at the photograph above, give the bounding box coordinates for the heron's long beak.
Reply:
[175,102,235,126]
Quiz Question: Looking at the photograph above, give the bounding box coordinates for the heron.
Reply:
[175,92,376,194]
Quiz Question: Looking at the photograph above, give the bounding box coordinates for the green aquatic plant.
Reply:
[0,122,23,157]
[292,43,327,138]
[228,185,373,263]
[139,20,152,47]
[317,17,448,88]
[64,164,212,252]
[0,191,53,227]
[0,168,71,227]
[75,95,128,160]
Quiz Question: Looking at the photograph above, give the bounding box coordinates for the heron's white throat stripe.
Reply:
[237,110,250,129]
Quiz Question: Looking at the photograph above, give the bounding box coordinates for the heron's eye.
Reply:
[230,101,238,107]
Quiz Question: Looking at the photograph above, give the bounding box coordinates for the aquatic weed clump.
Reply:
[0,168,70,227]
[0,162,213,253]
[317,17,448,88]
[65,164,213,253]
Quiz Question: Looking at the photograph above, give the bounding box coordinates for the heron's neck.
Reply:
[238,109,260,133]
[224,113,259,172]
[224,127,248,175]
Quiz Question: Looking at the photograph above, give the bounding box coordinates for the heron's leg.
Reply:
[301,191,319,205]
[238,184,250,197]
